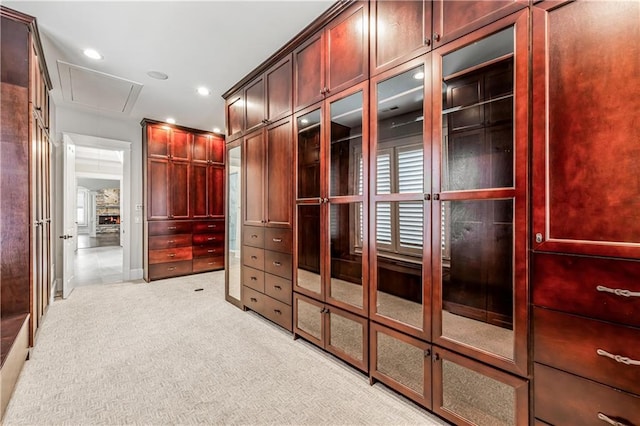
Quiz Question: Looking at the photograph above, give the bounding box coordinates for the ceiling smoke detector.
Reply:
[147,71,169,80]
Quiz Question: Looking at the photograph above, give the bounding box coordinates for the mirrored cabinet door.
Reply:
[370,57,431,340]
[432,11,529,375]
[296,203,322,298]
[225,141,242,307]
[433,347,528,426]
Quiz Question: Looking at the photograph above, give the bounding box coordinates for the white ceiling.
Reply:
[3,1,335,132]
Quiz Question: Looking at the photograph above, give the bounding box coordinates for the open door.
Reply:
[62,136,77,298]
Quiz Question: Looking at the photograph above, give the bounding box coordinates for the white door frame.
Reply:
[63,132,132,282]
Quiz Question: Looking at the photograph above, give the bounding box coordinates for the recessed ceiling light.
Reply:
[166,118,176,124]
[83,48,103,60]
[147,70,169,80]
[212,127,222,134]
[413,71,425,80]
[197,87,211,96]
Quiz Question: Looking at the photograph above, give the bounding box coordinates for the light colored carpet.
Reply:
[3,271,447,425]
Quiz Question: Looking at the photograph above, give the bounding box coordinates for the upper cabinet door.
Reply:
[325,1,369,97]
[532,0,640,259]
[147,126,171,158]
[265,118,293,228]
[266,55,293,123]
[226,91,244,141]
[432,0,527,48]
[244,76,266,133]
[243,130,266,227]
[192,134,210,164]
[171,129,192,161]
[294,32,325,112]
[370,0,432,76]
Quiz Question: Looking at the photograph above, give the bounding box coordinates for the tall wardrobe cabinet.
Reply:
[1,5,52,419]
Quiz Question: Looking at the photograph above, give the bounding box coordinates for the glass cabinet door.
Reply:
[370,58,431,339]
[225,141,242,307]
[432,11,529,375]
[326,87,368,314]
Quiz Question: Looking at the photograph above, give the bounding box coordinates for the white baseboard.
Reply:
[129,269,144,280]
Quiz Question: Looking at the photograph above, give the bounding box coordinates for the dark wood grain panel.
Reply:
[325,1,368,95]
[191,162,207,218]
[0,83,30,316]
[242,286,266,315]
[169,161,190,219]
[265,273,292,305]
[243,130,265,226]
[293,33,324,111]
[532,253,640,327]
[192,233,223,246]
[266,118,293,227]
[170,129,191,161]
[532,1,640,258]
[207,165,224,218]
[148,247,192,264]
[264,251,292,280]
[264,228,293,253]
[266,55,292,122]
[192,133,209,163]
[209,134,224,164]
[147,220,192,235]
[243,226,265,248]
[371,0,429,75]
[534,307,640,395]
[244,76,265,132]
[192,220,224,234]
[0,17,29,87]
[147,125,170,158]
[226,92,244,140]
[192,244,223,258]
[192,256,224,272]
[148,260,192,280]
[147,159,169,219]
[148,234,192,250]
[535,363,640,426]
[242,266,265,293]
[243,246,265,270]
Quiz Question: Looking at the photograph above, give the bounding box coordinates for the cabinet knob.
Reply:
[535,233,543,243]
[424,38,431,47]
[433,32,441,42]
[274,285,282,290]
[274,309,282,315]
[250,297,257,303]
[433,193,440,201]
[273,261,281,267]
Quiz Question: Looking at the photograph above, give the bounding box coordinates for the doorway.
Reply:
[61,133,131,297]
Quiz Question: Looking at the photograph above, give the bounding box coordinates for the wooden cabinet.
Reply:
[531,2,640,423]
[243,117,293,228]
[1,6,52,418]
[294,1,368,111]
[294,293,368,372]
[370,0,527,77]
[142,119,225,281]
[226,90,244,142]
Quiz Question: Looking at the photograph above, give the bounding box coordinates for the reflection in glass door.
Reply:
[225,142,242,306]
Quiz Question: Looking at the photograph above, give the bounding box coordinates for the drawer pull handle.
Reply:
[168,226,177,230]
[598,412,628,426]
[251,234,258,239]
[596,285,640,298]
[272,238,282,242]
[250,276,257,281]
[274,285,282,290]
[208,225,216,228]
[168,267,177,271]
[596,349,640,366]
[168,254,176,257]
[168,240,175,244]
[250,297,257,302]
[208,249,214,253]
[273,261,281,267]
[274,309,282,315]
[208,262,214,265]
[251,255,258,260]
[207,237,215,241]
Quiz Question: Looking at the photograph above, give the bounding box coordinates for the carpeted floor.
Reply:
[3,271,447,425]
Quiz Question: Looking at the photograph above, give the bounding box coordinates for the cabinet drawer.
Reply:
[149,260,192,280]
[192,244,224,258]
[264,250,292,280]
[192,233,223,246]
[534,307,640,395]
[243,246,264,270]
[192,220,224,234]
[193,256,224,272]
[148,220,192,235]
[265,273,292,305]
[243,226,265,248]
[263,295,292,331]
[148,234,192,249]
[264,228,293,253]
[533,253,640,327]
[243,286,266,313]
[534,363,640,426]
[243,266,265,292]
[149,247,192,264]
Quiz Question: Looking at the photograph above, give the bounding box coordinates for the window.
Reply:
[76,189,87,226]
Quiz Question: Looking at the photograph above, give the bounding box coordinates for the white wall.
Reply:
[52,105,143,284]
